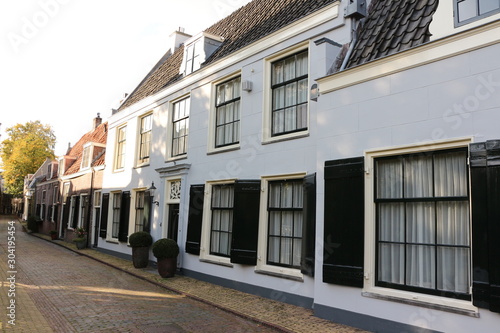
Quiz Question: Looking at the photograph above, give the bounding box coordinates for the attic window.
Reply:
[455,0,500,26]
[81,145,92,169]
[181,32,223,76]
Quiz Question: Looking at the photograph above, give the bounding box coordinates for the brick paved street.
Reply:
[0,216,277,333]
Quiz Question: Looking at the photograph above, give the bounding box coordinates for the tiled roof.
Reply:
[119,0,337,111]
[64,122,108,176]
[344,0,439,69]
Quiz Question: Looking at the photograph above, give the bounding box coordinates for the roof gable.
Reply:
[119,0,338,111]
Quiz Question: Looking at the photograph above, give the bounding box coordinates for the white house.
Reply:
[99,0,500,332]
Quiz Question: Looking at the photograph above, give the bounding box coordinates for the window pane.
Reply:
[436,201,470,246]
[434,151,467,197]
[293,212,303,237]
[376,159,403,198]
[296,52,308,77]
[273,86,285,110]
[284,56,296,81]
[280,238,292,265]
[437,247,470,293]
[406,245,436,289]
[479,0,500,14]
[406,202,435,244]
[281,212,293,237]
[378,203,404,242]
[405,155,433,198]
[458,0,478,21]
[269,212,281,235]
[272,61,284,85]
[379,243,405,284]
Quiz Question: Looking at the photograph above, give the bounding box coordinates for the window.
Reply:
[138,114,152,165]
[134,190,151,232]
[215,77,241,148]
[171,97,190,158]
[271,50,308,137]
[69,195,79,229]
[79,195,89,229]
[455,0,500,25]
[41,190,47,220]
[115,126,127,170]
[267,180,303,268]
[81,145,91,169]
[374,149,471,300]
[210,184,234,257]
[112,193,121,239]
[185,40,202,75]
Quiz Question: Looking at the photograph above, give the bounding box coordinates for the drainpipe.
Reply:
[86,167,95,248]
[339,17,359,71]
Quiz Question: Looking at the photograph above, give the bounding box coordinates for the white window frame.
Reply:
[81,144,92,170]
[167,94,190,161]
[256,172,306,279]
[454,0,500,27]
[107,191,122,242]
[200,180,236,266]
[262,42,310,144]
[79,194,88,229]
[114,124,127,171]
[363,137,478,314]
[208,72,242,153]
[68,195,77,230]
[136,113,153,167]
[133,188,148,233]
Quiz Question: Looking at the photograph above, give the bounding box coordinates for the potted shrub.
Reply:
[152,238,179,278]
[27,215,39,233]
[49,230,58,240]
[129,231,153,268]
[73,227,87,249]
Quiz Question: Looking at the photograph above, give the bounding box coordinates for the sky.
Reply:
[0,0,252,157]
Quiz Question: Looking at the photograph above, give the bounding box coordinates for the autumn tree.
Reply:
[0,121,56,197]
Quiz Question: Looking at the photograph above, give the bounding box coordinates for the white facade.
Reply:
[100,1,500,332]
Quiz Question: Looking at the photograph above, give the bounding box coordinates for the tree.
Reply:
[0,121,56,197]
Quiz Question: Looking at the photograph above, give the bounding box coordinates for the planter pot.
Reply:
[132,246,150,268]
[50,233,58,240]
[74,240,86,250]
[157,257,177,278]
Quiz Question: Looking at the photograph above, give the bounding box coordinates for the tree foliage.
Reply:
[0,121,56,197]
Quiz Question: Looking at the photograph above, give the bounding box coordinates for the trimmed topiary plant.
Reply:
[129,231,153,248]
[152,238,179,278]
[129,231,153,268]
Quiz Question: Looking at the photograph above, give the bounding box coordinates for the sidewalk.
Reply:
[22,222,367,333]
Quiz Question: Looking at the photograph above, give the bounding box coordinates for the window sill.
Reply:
[207,144,240,155]
[134,162,150,169]
[166,155,188,163]
[113,168,125,174]
[262,131,309,145]
[200,258,233,268]
[361,289,479,317]
[255,268,304,282]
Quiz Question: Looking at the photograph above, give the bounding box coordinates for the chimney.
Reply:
[169,28,191,52]
[93,113,102,130]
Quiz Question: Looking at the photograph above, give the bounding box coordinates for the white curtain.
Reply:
[377,152,470,294]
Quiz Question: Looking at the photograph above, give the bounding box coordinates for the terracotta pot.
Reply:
[132,246,150,268]
[50,233,58,240]
[157,257,177,278]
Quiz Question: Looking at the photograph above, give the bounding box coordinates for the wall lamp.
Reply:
[147,182,160,206]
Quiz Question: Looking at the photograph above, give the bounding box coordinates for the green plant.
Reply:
[27,215,39,232]
[73,237,85,242]
[129,231,153,248]
[152,238,179,259]
[74,227,87,238]
[50,230,57,235]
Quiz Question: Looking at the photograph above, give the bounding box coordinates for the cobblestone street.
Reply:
[0,217,277,333]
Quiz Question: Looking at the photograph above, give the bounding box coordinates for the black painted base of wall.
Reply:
[314,303,443,333]
[182,268,314,309]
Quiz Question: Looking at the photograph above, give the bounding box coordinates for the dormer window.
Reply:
[82,145,92,169]
[455,0,500,26]
[181,32,223,76]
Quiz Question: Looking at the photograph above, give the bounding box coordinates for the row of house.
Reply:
[24,1,500,332]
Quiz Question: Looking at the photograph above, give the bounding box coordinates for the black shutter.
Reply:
[323,157,364,288]
[47,205,52,221]
[186,185,205,255]
[100,193,109,238]
[231,180,261,265]
[301,174,316,277]
[62,197,70,229]
[471,140,500,313]
[144,191,152,233]
[72,196,80,229]
[36,204,41,218]
[118,191,130,242]
[53,205,58,223]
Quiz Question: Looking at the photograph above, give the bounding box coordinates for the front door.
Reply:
[167,204,179,243]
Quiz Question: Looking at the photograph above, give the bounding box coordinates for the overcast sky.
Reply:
[0,0,252,156]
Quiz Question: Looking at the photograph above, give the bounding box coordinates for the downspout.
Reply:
[86,167,95,248]
[339,17,359,71]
